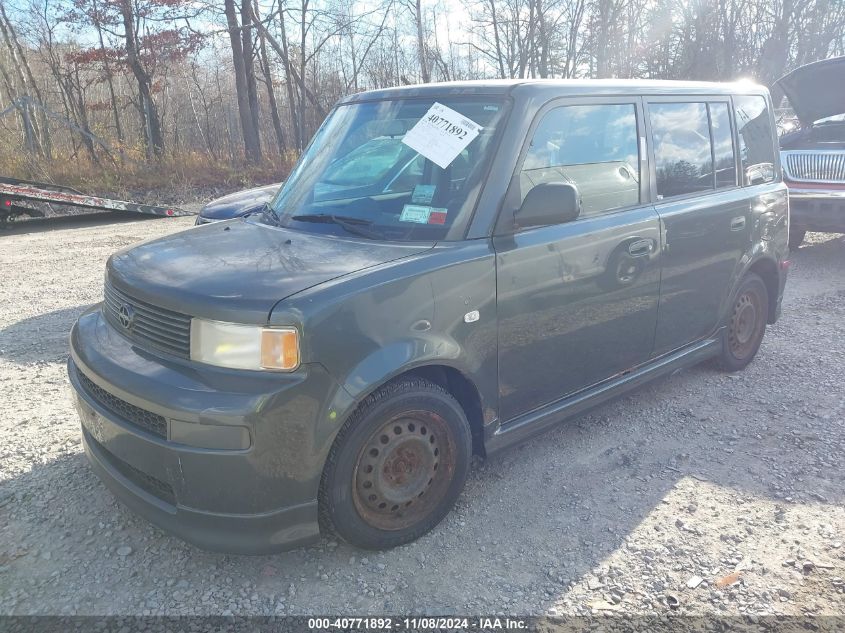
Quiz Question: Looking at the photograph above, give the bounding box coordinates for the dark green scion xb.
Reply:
[68,80,789,553]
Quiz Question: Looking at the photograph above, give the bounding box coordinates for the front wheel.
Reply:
[716,273,769,372]
[319,377,472,549]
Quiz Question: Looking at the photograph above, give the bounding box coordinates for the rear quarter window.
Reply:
[734,95,778,185]
[649,100,740,198]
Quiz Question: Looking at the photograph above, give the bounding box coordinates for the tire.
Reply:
[716,272,769,372]
[788,227,806,250]
[319,377,472,550]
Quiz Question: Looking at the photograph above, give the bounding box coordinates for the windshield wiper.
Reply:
[261,201,283,226]
[292,214,381,239]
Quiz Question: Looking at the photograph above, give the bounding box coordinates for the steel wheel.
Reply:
[352,411,455,531]
[716,272,768,372]
[728,290,762,360]
[319,377,472,549]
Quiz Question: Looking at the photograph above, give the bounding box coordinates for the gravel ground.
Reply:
[1,215,844,617]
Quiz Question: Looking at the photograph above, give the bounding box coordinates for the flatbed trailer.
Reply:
[0,177,191,228]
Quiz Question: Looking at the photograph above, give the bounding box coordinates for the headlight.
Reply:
[190,319,300,371]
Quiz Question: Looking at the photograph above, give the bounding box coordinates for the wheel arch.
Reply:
[746,256,780,323]
[323,361,488,462]
[401,365,487,458]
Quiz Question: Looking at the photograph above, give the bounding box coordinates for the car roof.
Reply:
[338,79,770,104]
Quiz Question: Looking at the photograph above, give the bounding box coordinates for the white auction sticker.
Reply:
[402,103,483,169]
[399,204,432,224]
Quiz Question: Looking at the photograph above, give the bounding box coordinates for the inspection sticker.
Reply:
[402,103,482,169]
[411,184,436,204]
[399,204,432,224]
[428,208,448,225]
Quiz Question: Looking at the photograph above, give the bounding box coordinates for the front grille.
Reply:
[103,280,191,358]
[86,431,176,505]
[77,371,168,440]
[783,151,845,183]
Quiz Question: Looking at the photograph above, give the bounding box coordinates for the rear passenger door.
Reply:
[646,97,750,356]
[494,98,661,423]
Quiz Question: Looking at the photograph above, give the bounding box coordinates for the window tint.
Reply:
[710,102,737,188]
[734,95,777,185]
[650,102,713,198]
[518,104,640,218]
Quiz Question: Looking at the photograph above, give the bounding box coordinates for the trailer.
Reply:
[0,176,192,228]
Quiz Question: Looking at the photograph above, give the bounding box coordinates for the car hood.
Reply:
[200,183,281,219]
[776,56,845,125]
[107,219,433,323]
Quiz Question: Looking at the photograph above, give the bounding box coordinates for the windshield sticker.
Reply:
[400,204,432,224]
[402,102,483,169]
[411,184,436,204]
[428,208,448,225]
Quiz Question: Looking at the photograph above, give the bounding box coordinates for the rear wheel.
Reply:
[788,227,806,249]
[319,377,472,549]
[716,273,769,372]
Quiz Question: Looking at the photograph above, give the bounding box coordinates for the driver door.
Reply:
[494,98,662,423]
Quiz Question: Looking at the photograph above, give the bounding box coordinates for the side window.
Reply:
[734,95,777,185]
[517,104,640,218]
[650,102,713,198]
[710,102,737,189]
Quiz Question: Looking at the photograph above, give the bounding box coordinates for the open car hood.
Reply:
[775,56,845,125]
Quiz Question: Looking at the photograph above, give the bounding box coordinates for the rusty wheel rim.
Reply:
[352,411,455,531]
[728,289,761,359]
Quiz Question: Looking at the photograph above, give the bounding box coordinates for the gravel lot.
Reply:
[1,214,844,617]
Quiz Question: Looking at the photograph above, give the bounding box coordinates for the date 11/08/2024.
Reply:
[307,617,528,630]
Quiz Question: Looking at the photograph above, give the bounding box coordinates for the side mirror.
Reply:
[517,182,581,228]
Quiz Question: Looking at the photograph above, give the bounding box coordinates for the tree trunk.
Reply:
[413,0,429,82]
[92,0,124,154]
[0,5,44,156]
[255,0,286,154]
[119,0,164,159]
[241,0,263,160]
[225,0,262,163]
[487,0,507,79]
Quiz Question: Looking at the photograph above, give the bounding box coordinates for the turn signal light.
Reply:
[260,328,300,371]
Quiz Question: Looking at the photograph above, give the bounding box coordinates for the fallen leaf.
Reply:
[715,571,741,588]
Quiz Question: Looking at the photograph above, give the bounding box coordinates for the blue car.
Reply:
[195,183,281,225]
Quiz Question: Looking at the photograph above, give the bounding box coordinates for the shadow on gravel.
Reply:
[3,356,843,614]
[0,305,94,364]
[789,233,845,265]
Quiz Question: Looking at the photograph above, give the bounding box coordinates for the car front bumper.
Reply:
[787,186,845,232]
[68,307,345,554]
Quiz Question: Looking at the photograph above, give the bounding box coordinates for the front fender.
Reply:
[341,336,462,399]
[275,241,500,458]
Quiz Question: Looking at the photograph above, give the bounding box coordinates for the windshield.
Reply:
[266,97,508,241]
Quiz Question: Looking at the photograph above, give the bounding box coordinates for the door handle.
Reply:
[628,239,652,256]
[730,216,746,231]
